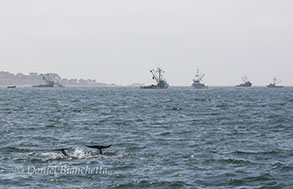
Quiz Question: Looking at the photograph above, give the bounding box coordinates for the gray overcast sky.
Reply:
[0,0,292,86]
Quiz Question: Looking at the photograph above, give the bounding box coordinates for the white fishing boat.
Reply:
[267,77,284,88]
[192,69,207,89]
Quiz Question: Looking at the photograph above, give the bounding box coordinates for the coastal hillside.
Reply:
[0,71,110,86]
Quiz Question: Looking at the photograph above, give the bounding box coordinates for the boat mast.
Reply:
[158,68,161,81]
[273,77,281,85]
[241,75,249,83]
[194,69,205,82]
[150,69,158,84]
[41,74,54,85]
[40,73,62,86]
[150,68,164,84]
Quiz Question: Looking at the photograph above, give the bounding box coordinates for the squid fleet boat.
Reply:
[236,75,252,87]
[267,77,284,88]
[191,69,207,89]
[32,74,64,88]
[140,68,169,89]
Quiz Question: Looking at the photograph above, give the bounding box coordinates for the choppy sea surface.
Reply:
[0,87,293,188]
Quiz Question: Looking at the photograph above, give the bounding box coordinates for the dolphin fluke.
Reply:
[53,147,72,157]
[85,144,112,154]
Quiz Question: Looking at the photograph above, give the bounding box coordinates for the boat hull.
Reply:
[267,85,284,88]
[236,81,252,87]
[236,85,252,87]
[140,85,168,89]
[32,84,64,88]
[32,84,54,87]
[192,82,207,89]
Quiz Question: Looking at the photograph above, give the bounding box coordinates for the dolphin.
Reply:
[53,147,72,157]
[85,144,112,154]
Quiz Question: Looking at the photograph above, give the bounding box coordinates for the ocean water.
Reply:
[0,87,293,188]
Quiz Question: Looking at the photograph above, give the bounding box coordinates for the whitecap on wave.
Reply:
[41,148,124,160]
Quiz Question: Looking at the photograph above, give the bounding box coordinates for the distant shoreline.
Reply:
[0,71,114,86]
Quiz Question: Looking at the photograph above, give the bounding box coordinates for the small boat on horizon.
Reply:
[191,69,207,89]
[7,85,16,88]
[267,77,284,88]
[140,68,169,89]
[236,75,252,87]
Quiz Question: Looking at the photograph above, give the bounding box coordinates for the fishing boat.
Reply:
[192,69,207,89]
[267,77,284,88]
[236,76,252,87]
[32,74,64,88]
[7,86,16,88]
[140,68,169,89]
